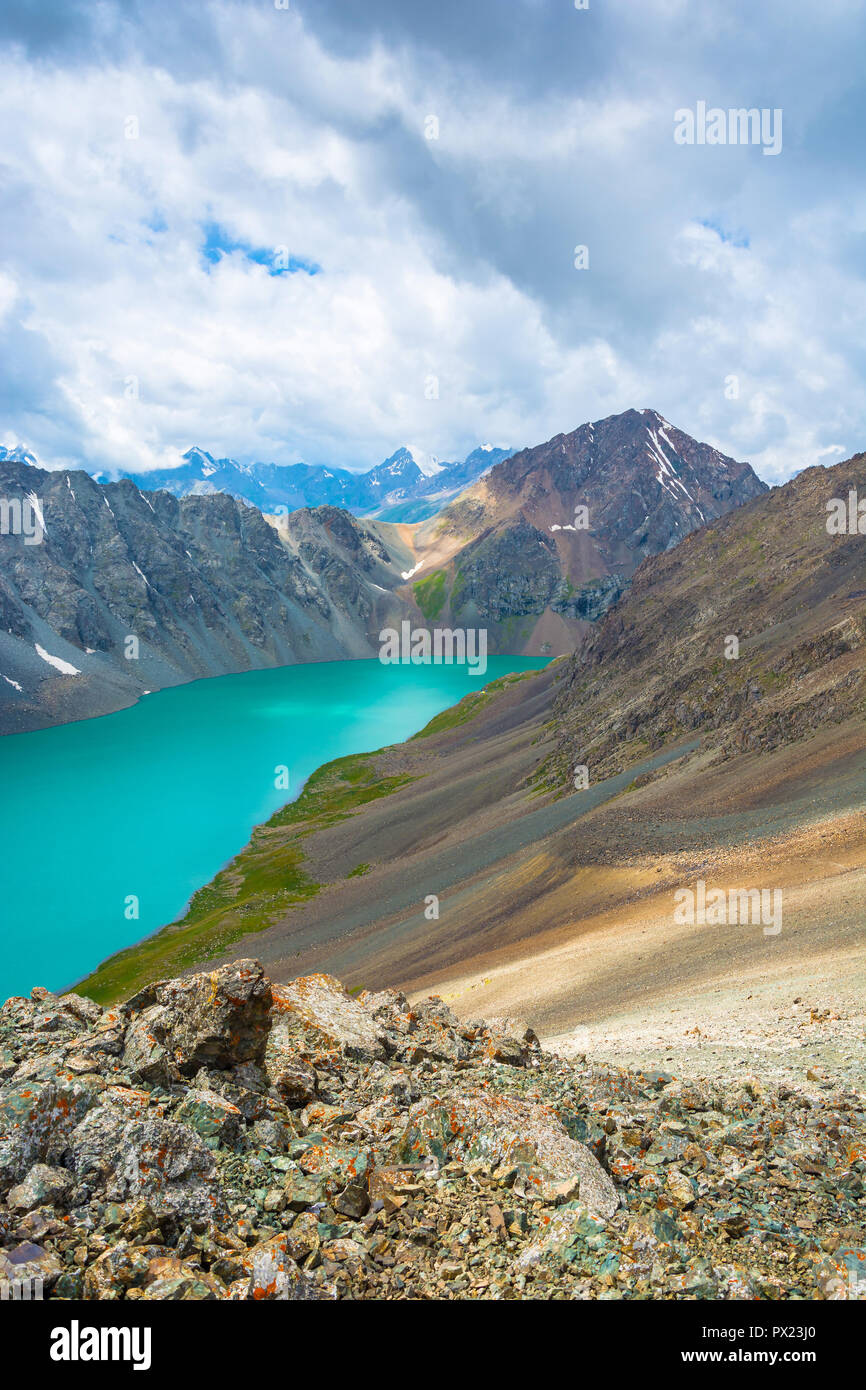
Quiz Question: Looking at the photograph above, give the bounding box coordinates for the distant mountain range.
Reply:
[0,410,767,733]
[98,443,515,523]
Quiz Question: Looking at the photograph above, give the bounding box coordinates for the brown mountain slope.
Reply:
[545,452,866,787]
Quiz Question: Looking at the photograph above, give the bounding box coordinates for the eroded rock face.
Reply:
[0,455,420,736]
[0,962,863,1301]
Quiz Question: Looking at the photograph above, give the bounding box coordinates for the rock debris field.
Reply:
[0,961,863,1301]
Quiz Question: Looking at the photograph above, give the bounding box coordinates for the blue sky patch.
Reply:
[698,218,750,249]
[200,221,320,275]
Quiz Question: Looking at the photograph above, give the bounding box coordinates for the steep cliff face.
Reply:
[0,459,413,733]
[402,409,768,654]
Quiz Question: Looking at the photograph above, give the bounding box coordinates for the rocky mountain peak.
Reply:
[404,410,768,656]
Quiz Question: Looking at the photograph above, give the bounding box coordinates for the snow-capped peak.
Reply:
[0,444,39,468]
[183,447,218,477]
[403,446,443,478]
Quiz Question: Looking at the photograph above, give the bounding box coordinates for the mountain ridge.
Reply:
[0,409,768,733]
[0,458,417,733]
[102,443,514,522]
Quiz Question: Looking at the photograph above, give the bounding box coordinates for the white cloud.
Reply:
[0,1,865,483]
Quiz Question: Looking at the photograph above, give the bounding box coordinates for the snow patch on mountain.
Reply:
[404,446,443,478]
[35,644,81,676]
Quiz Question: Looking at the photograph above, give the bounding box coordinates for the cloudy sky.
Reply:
[1,0,865,483]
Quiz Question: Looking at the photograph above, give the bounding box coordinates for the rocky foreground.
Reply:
[0,961,863,1301]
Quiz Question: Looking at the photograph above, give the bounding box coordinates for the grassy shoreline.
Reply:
[73,664,550,1005]
[74,752,414,1004]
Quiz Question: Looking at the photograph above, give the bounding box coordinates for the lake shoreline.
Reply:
[1,657,548,1000]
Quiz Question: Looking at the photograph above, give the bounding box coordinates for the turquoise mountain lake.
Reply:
[0,657,547,999]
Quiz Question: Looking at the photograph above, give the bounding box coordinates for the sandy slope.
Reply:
[219,651,864,1092]
[413,821,866,1091]
[395,721,866,1088]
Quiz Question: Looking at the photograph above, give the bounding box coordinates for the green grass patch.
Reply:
[410,669,537,740]
[413,569,448,620]
[347,861,371,878]
[449,566,467,613]
[75,753,414,1006]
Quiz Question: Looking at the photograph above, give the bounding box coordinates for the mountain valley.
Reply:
[77,449,864,1069]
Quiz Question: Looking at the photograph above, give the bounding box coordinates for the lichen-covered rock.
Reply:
[101,1085,163,1121]
[360,991,469,1064]
[122,1006,178,1086]
[7,1163,74,1212]
[0,992,86,1055]
[282,1169,327,1211]
[240,1231,322,1300]
[69,1110,226,1222]
[269,974,386,1063]
[123,960,272,1076]
[396,1090,619,1217]
[111,1119,227,1222]
[296,1138,370,1185]
[83,1240,158,1299]
[58,994,103,1026]
[174,1089,243,1147]
[67,1106,129,1188]
[483,1034,529,1067]
[517,1205,610,1268]
[262,1034,317,1106]
[0,1074,99,1192]
[140,1258,226,1300]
